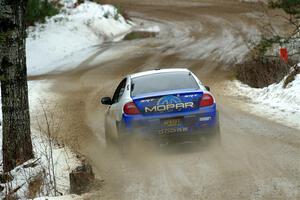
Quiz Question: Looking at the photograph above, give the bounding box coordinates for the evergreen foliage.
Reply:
[25,0,59,26]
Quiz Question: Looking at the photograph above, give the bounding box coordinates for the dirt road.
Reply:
[32,1,300,199]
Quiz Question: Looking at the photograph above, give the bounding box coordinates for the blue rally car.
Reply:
[101,68,220,145]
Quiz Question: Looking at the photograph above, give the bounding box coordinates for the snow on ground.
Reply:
[0,80,81,199]
[26,1,132,76]
[0,1,137,198]
[0,130,81,199]
[35,194,82,200]
[29,80,82,196]
[28,80,57,112]
[136,25,161,33]
[56,0,77,9]
[227,67,300,130]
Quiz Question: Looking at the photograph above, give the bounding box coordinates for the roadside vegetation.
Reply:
[93,0,131,21]
[237,0,300,88]
[114,5,131,21]
[25,0,59,26]
[236,59,291,88]
[25,0,131,26]
[123,31,157,40]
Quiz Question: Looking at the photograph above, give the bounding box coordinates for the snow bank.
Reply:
[26,1,132,76]
[57,0,77,9]
[1,1,133,197]
[35,194,82,200]
[0,129,81,199]
[0,80,81,199]
[227,69,300,130]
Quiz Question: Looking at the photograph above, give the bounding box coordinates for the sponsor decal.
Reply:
[157,95,181,105]
[159,127,189,135]
[141,98,156,103]
[199,117,211,122]
[144,95,194,113]
[184,94,198,98]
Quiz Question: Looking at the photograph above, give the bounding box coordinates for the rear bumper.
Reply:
[121,104,218,139]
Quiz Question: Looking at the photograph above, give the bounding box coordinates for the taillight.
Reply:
[200,94,214,107]
[124,102,140,115]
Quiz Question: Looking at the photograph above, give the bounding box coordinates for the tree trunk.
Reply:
[0,0,33,172]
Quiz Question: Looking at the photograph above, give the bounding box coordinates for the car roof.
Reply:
[129,68,191,79]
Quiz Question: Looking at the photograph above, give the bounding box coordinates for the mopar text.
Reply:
[145,102,194,113]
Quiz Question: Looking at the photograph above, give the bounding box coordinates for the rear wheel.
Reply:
[208,112,221,147]
[116,123,131,154]
[105,129,114,146]
[211,122,221,145]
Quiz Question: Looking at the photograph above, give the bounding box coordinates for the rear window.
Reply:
[131,72,200,97]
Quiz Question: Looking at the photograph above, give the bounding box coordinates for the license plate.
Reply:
[162,118,182,127]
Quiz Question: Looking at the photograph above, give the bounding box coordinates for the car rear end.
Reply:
[120,70,219,143]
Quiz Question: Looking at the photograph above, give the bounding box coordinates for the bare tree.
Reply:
[252,0,300,58]
[0,0,33,172]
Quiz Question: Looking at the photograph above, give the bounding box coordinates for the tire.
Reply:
[212,121,221,145]
[105,128,115,147]
[209,112,222,147]
[105,121,123,147]
[115,123,130,154]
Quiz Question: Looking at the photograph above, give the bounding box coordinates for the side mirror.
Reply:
[205,86,211,91]
[101,97,112,105]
